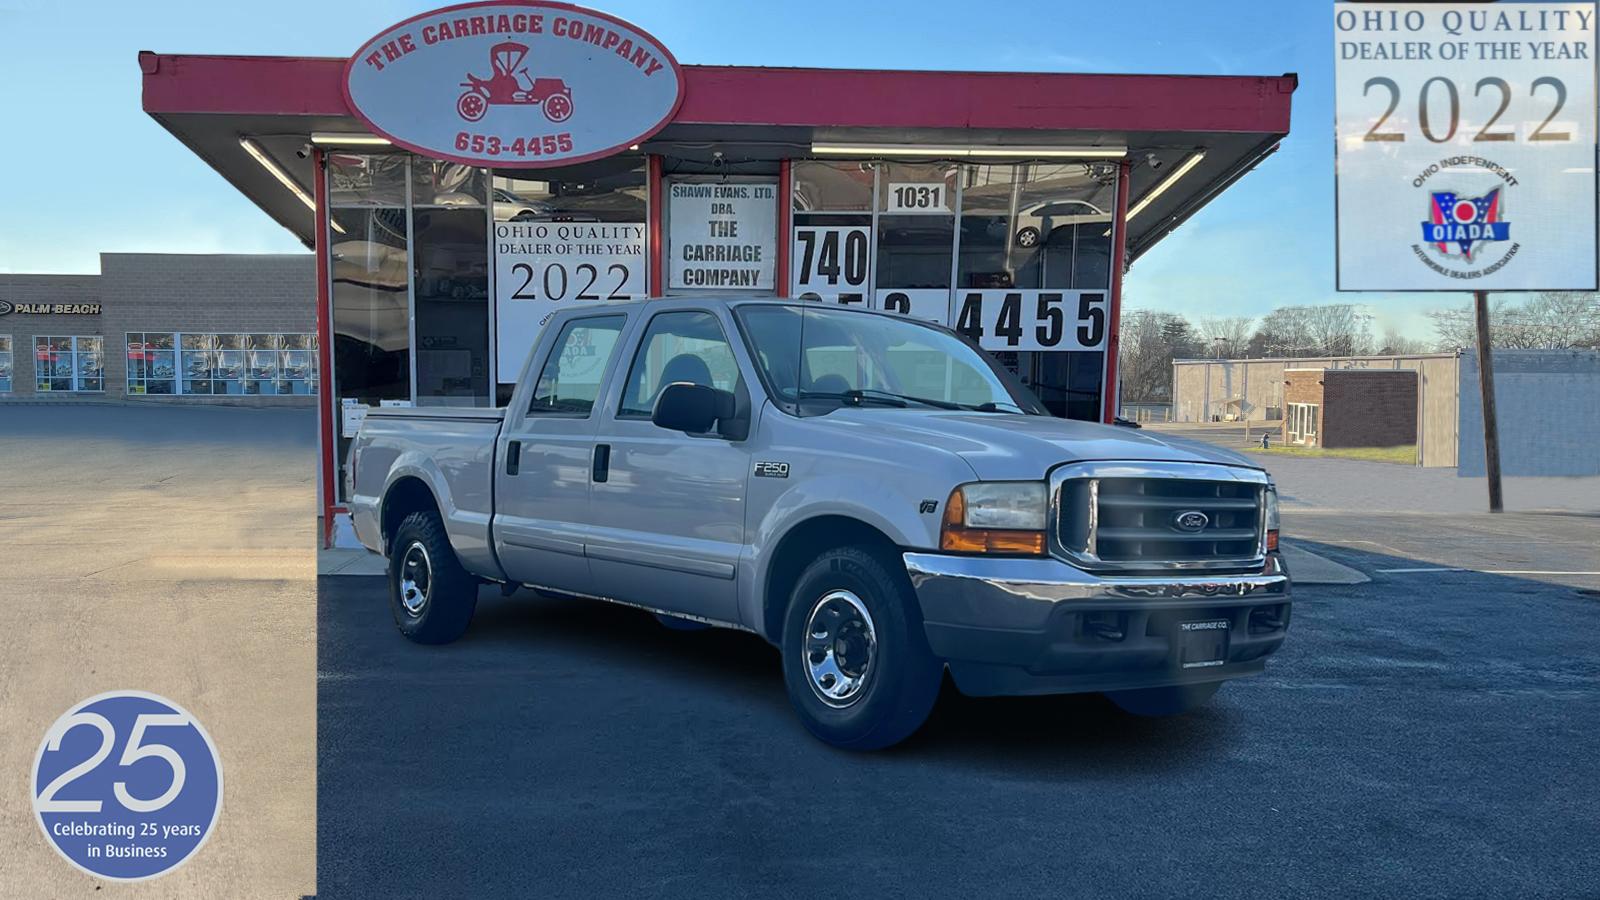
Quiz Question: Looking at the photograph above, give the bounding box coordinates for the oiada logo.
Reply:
[1415,183,1516,278]
[343,1,685,168]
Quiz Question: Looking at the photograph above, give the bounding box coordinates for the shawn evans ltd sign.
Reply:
[343,1,685,167]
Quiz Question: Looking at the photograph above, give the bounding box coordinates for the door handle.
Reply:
[506,440,521,476]
[592,444,610,483]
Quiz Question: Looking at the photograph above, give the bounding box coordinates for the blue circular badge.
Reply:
[31,691,223,881]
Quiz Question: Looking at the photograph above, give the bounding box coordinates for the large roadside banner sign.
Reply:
[1334,2,1598,291]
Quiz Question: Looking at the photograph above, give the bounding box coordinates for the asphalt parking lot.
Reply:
[318,515,1600,897]
[0,404,317,898]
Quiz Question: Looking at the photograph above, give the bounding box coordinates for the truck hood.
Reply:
[825,409,1260,481]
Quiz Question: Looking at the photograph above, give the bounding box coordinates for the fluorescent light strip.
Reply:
[811,143,1125,159]
[310,132,393,146]
[239,137,343,234]
[1126,151,1206,221]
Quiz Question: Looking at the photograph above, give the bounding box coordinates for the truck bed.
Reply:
[348,406,508,580]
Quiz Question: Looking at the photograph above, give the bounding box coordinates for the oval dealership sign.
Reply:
[343,1,684,168]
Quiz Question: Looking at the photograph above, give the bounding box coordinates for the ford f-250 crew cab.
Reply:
[348,298,1290,750]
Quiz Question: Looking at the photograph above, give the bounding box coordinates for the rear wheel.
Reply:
[1106,681,1221,717]
[388,510,478,644]
[780,547,942,750]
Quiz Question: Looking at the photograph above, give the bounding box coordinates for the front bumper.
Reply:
[904,552,1291,697]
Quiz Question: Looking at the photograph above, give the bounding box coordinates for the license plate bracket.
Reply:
[1177,619,1230,669]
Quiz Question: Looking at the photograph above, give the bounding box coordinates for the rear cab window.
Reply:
[526,315,627,416]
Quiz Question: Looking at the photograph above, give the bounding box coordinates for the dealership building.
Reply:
[0,253,315,404]
[136,1,1296,543]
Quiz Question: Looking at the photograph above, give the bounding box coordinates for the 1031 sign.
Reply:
[952,290,1107,352]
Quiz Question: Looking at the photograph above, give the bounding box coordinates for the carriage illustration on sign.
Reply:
[456,41,574,123]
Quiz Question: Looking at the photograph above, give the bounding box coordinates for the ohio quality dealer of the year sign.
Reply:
[1334,2,1598,291]
[343,1,685,167]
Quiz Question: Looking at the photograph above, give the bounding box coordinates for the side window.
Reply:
[618,311,741,417]
[527,315,626,416]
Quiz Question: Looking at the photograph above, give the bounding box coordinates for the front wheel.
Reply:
[1106,681,1221,717]
[388,510,479,644]
[780,547,942,751]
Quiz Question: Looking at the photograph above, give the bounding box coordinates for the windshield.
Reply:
[735,304,1042,416]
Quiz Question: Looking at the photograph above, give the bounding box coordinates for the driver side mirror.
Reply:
[652,382,735,435]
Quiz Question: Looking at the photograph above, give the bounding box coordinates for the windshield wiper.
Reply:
[795,389,906,408]
[970,401,1028,414]
[795,388,969,410]
[797,389,1031,413]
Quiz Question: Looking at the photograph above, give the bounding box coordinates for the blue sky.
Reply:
[0,0,1446,337]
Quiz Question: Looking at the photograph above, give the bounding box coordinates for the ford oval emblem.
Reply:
[1172,510,1209,533]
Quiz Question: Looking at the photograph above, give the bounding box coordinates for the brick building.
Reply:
[0,253,315,405]
[1282,367,1417,450]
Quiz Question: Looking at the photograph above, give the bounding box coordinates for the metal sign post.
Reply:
[1473,290,1503,513]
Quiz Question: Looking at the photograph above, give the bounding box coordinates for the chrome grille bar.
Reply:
[1049,460,1269,575]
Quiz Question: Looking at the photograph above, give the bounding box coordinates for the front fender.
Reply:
[737,467,973,641]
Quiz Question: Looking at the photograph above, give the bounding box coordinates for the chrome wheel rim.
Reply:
[399,541,432,618]
[804,590,877,708]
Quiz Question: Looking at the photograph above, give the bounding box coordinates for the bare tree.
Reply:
[1376,327,1431,356]
[1249,304,1373,358]
[1118,309,1200,402]
[1428,292,1600,350]
[1196,316,1255,358]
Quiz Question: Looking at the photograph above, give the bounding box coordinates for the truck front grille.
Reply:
[1052,462,1267,574]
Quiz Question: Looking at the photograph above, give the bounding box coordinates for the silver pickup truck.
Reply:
[348,297,1289,750]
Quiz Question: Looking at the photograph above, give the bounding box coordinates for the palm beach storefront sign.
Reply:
[343,1,685,167]
[0,301,101,316]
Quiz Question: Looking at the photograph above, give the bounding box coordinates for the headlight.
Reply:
[1264,483,1280,552]
[940,481,1047,555]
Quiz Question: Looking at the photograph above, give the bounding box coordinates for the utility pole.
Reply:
[1473,290,1503,513]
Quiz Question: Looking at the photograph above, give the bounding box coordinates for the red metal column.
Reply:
[776,159,792,297]
[647,154,664,296]
[312,149,337,549]
[1101,159,1132,423]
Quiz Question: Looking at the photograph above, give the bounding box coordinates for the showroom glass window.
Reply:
[126,332,176,395]
[413,159,491,407]
[328,152,411,406]
[0,335,11,392]
[875,162,957,312]
[791,161,874,304]
[132,332,317,396]
[493,158,648,403]
[35,336,102,392]
[328,153,411,497]
[956,163,1115,420]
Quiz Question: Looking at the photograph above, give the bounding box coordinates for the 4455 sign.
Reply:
[952,290,1107,353]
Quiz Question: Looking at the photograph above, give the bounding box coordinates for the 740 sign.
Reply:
[953,290,1106,352]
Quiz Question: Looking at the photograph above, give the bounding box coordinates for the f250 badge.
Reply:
[753,461,789,478]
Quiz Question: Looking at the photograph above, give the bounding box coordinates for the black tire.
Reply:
[1015,226,1041,248]
[388,510,479,645]
[1106,681,1222,717]
[780,547,942,751]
